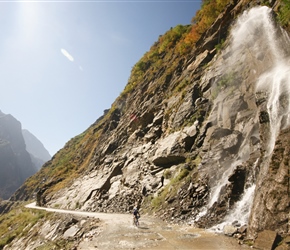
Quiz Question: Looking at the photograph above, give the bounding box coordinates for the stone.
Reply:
[63,225,80,239]
[284,236,290,243]
[254,230,278,250]
[275,244,290,250]
[232,220,241,228]
[238,225,247,234]
[223,225,238,236]
[183,124,198,137]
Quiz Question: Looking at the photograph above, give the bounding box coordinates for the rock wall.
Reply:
[248,128,290,238]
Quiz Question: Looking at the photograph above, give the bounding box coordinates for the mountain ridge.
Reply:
[22,129,51,170]
[0,111,37,199]
[0,111,51,200]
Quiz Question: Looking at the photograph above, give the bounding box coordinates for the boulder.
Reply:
[238,225,247,234]
[223,224,238,236]
[63,225,80,239]
[254,230,279,250]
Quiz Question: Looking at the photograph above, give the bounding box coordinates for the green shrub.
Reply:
[177,169,189,181]
[278,0,290,27]
[164,169,172,179]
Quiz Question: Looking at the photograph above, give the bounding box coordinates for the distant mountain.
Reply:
[0,110,48,199]
[22,129,51,170]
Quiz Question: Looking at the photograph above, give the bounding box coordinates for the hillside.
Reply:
[2,0,290,249]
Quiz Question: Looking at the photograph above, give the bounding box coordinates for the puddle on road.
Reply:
[78,215,252,250]
[178,233,200,239]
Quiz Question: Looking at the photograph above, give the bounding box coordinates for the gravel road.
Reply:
[26,203,251,250]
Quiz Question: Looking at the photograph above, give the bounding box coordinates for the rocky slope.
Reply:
[6,0,290,248]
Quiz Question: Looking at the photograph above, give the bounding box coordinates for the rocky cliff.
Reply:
[9,0,290,246]
[22,129,51,170]
[0,111,37,199]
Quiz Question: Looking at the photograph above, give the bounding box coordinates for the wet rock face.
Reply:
[248,128,290,238]
[228,166,246,206]
[157,177,209,223]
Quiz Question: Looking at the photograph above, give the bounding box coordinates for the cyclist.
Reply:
[133,205,140,226]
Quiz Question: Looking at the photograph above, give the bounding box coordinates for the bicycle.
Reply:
[133,215,140,227]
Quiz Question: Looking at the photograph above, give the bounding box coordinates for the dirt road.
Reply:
[26,203,251,250]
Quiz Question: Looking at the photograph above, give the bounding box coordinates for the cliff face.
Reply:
[0,112,37,199]
[11,0,290,241]
[22,129,51,170]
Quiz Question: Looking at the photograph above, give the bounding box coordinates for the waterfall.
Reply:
[210,159,258,232]
[207,160,243,208]
[210,184,256,233]
[256,63,290,154]
[253,7,290,155]
[195,6,290,230]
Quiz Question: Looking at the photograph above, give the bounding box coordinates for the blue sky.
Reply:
[0,0,202,156]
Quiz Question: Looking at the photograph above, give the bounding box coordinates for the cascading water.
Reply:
[210,160,258,232]
[207,160,243,208]
[256,62,290,155]
[194,6,290,230]
[210,185,256,232]
[254,7,290,156]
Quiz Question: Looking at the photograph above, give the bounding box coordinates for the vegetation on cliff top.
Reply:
[121,0,234,100]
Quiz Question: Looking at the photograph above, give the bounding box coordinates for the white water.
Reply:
[256,63,290,155]
[231,6,285,62]
[208,158,258,231]
[193,161,241,224]
[227,184,256,224]
[207,160,243,208]
[254,7,290,155]
[210,184,256,232]
[196,6,290,229]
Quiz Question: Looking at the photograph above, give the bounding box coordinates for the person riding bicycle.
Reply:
[133,205,140,226]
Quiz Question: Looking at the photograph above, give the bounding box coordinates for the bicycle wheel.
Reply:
[133,217,139,227]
